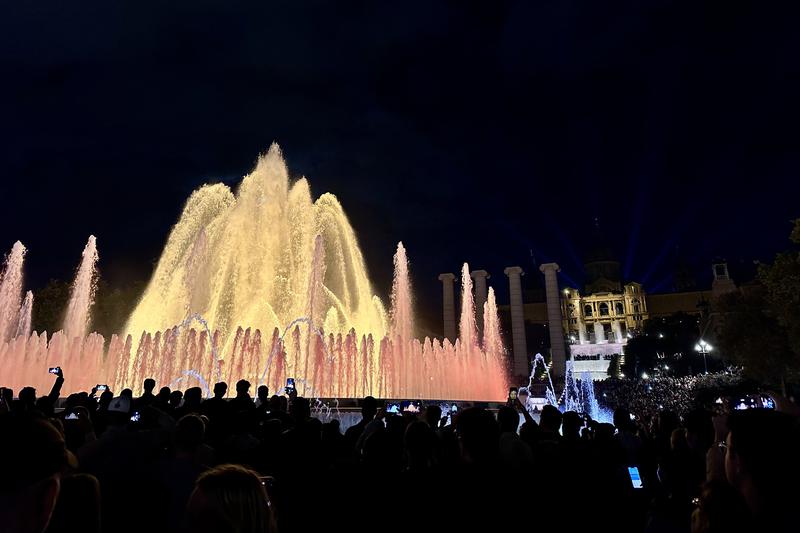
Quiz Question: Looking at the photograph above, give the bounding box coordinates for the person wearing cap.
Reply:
[0,415,78,533]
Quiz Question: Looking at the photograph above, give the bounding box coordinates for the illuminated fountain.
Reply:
[0,145,508,400]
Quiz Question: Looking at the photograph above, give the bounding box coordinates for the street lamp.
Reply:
[694,340,713,374]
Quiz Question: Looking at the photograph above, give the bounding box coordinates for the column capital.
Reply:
[504,266,524,277]
[438,272,456,282]
[539,262,561,274]
[470,269,490,280]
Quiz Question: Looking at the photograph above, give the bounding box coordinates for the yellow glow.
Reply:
[124,144,388,351]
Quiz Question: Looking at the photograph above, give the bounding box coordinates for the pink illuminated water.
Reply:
[0,239,508,400]
[0,241,26,343]
[62,235,98,340]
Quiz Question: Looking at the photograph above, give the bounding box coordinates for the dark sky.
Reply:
[1,1,798,332]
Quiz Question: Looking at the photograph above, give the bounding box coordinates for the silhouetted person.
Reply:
[613,407,643,467]
[176,387,203,419]
[0,416,76,533]
[562,410,583,441]
[202,383,232,447]
[229,380,255,412]
[163,414,215,530]
[725,409,800,532]
[155,386,172,412]
[183,464,277,533]
[424,404,442,429]
[344,396,378,451]
[255,385,269,411]
[170,390,184,411]
[136,378,156,409]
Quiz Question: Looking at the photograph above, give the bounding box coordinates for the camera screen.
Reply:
[628,467,643,489]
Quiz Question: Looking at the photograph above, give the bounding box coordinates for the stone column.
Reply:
[438,273,457,342]
[504,266,528,377]
[540,263,567,379]
[577,317,588,344]
[612,320,623,343]
[470,269,490,334]
[594,321,606,344]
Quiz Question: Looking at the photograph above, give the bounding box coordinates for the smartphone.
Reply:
[130,411,141,422]
[96,384,108,392]
[761,395,775,409]
[401,400,421,413]
[285,378,295,395]
[628,466,643,489]
[508,387,518,401]
[48,366,61,375]
[450,403,458,414]
[385,402,400,414]
[65,412,79,420]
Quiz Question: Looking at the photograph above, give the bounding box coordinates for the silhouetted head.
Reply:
[235,380,250,396]
[186,464,276,533]
[540,405,563,434]
[185,387,203,407]
[595,423,616,442]
[685,409,714,453]
[213,382,228,399]
[613,407,634,432]
[121,389,133,399]
[268,395,280,412]
[99,390,113,407]
[176,414,206,450]
[156,387,171,403]
[257,385,269,402]
[725,409,800,513]
[143,378,156,394]
[456,407,500,464]
[0,416,75,533]
[405,420,435,468]
[19,386,36,405]
[497,406,520,433]
[290,397,311,422]
[656,410,680,439]
[361,396,378,420]
[563,411,583,440]
[169,390,184,408]
[424,404,442,428]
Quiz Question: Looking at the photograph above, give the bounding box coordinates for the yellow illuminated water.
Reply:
[124,144,388,351]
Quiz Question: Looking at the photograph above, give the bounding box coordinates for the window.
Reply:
[584,304,593,317]
[599,303,609,316]
[615,302,624,315]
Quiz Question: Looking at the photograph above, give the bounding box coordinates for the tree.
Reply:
[623,312,704,378]
[91,279,147,339]
[717,219,800,391]
[759,218,800,358]
[31,279,71,334]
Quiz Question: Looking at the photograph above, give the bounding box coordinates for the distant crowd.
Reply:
[2,368,799,533]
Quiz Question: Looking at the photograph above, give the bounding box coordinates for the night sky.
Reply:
[1,1,798,332]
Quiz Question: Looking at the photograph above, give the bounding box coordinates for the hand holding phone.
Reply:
[284,378,296,397]
[48,366,61,375]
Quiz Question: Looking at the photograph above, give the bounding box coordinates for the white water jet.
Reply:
[62,235,99,340]
[0,241,26,343]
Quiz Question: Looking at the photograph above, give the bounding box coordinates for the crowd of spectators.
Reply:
[595,371,748,418]
[2,368,799,533]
